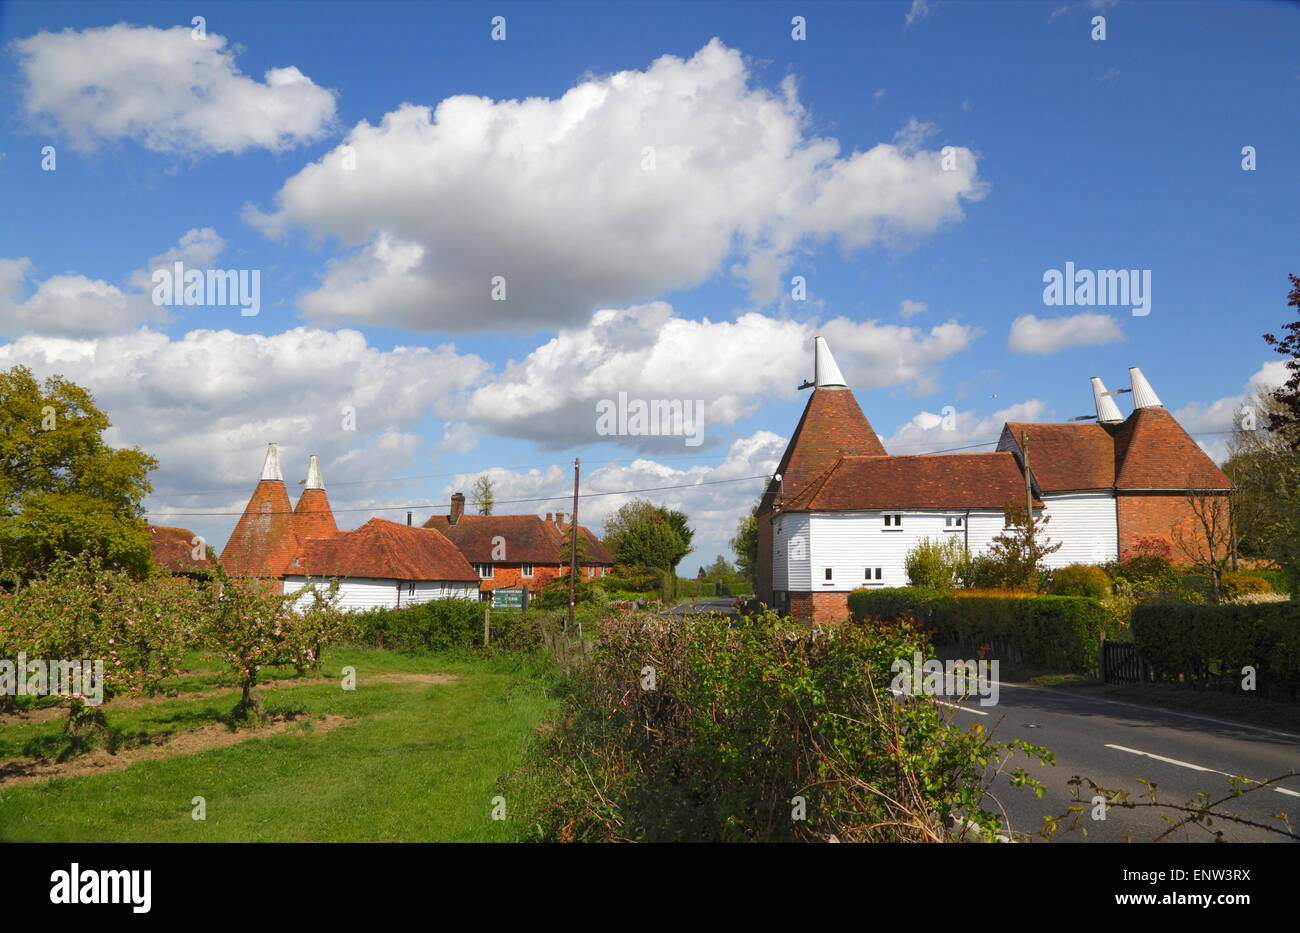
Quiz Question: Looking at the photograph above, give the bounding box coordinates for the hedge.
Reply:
[848,587,1108,674]
[349,598,552,654]
[1131,601,1300,699]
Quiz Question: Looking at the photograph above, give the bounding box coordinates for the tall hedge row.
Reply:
[1131,601,1300,699]
[848,587,1108,674]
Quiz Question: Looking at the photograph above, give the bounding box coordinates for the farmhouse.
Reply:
[220,446,479,609]
[423,493,614,600]
[759,337,1232,622]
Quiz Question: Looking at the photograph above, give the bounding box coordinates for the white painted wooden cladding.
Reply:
[1037,493,1117,568]
[283,577,478,612]
[771,512,811,591]
[806,511,1001,591]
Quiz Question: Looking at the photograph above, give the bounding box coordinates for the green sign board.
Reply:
[492,588,528,610]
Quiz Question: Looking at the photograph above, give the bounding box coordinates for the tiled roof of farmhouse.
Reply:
[148,525,213,573]
[783,453,1042,512]
[1111,406,1231,490]
[1000,422,1117,492]
[423,514,614,565]
[765,389,887,507]
[290,518,479,582]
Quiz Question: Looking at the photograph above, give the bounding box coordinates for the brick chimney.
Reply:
[554,512,564,526]
[450,492,465,526]
[545,512,553,522]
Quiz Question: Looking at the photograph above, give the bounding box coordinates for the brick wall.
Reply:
[478,564,607,593]
[786,590,850,624]
[1116,491,1229,562]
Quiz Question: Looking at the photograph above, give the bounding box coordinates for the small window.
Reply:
[408,582,416,596]
[944,516,964,530]
[824,568,833,581]
[477,563,494,580]
[587,566,595,577]
[521,563,534,578]
[883,514,902,529]
[875,567,882,580]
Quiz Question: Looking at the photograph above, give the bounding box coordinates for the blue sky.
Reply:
[0,0,1296,572]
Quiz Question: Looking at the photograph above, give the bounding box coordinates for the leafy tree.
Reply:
[730,502,759,584]
[471,475,496,515]
[1262,273,1300,445]
[603,499,692,577]
[978,504,1063,591]
[703,554,734,583]
[0,365,156,577]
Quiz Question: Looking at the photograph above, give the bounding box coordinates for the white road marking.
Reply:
[1105,743,1300,798]
[890,688,989,715]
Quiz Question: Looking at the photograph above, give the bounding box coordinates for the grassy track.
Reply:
[0,648,556,842]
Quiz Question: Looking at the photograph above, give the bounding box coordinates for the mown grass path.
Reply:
[0,648,555,842]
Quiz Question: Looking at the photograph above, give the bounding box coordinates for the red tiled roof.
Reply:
[219,480,300,576]
[148,525,213,573]
[783,453,1042,511]
[558,522,616,565]
[293,488,338,539]
[1112,406,1231,490]
[764,387,887,509]
[290,518,479,582]
[1001,422,1117,492]
[422,513,613,565]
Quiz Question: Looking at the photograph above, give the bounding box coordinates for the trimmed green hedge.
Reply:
[848,587,1108,674]
[1131,601,1300,699]
[350,598,551,654]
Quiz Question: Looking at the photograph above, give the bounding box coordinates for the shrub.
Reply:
[1131,601,1300,699]
[1109,553,1181,594]
[350,598,485,654]
[1049,564,1113,599]
[850,587,1107,674]
[904,537,970,590]
[533,575,595,610]
[514,610,1051,842]
[1244,569,1294,595]
[1219,572,1277,601]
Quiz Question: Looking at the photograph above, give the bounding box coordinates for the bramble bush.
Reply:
[514,609,1052,842]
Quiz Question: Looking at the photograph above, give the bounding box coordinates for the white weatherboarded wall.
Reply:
[283,577,478,612]
[1038,493,1117,567]
[772,512,811,592]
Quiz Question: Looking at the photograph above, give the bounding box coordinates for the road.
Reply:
[939,682,1300,842]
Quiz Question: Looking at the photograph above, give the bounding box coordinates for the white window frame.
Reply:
[477,563,494,580]
[944,515,964,531]
[521,563,534,579]
[883,513,903,530]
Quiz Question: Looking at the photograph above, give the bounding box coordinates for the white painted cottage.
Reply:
[758,338,1232,622]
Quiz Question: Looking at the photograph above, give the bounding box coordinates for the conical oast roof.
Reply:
[1091,377,1124,424]
[294,454,338,539]
[764,337,886,509]
[220,444,301,576]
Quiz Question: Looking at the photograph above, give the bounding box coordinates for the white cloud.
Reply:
[0,327,488,549]
[439,430,787,566]
[1,228,235,338]
[899,299,928,319]
[882,399,1046,455]
[1175,360,1287,461]
[1093,67,1121,87]
[906,0,932,27]
[14,25,336,156]
[464,302,978,448]
[247,39,987,332]
[1008,312,1124,355]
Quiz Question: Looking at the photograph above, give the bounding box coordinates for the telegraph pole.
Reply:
[1021,431,1034,549]
[568,457,579,637]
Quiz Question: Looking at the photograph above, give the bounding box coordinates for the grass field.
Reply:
[0,648,557,842]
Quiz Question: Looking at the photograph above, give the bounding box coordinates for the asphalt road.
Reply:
[939,682,1300,842]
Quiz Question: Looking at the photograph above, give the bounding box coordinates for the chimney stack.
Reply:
[545,513,553,522]
[1129,366,1163,410]
[450,492,465,526]
[555,512,564,526]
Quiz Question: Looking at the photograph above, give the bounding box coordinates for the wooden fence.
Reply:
[1098,638,1147,685]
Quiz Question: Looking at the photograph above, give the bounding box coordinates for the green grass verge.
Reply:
[0,647,558,842]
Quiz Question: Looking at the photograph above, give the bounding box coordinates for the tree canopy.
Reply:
[603,499,693,577]
[0,365,157,577]
[471,475,496,515]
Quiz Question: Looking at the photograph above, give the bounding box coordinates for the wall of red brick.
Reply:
[1116,492,1227,562]
[786,590,851,624]
[479,564,607,593]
